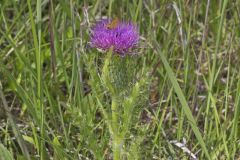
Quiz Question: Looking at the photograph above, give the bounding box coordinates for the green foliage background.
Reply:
[0,0,240,159]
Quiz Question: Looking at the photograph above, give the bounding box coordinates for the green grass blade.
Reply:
[153,40,210,159]
[0,82,31,160]
[0,143,14,160]
[27,0,46,159]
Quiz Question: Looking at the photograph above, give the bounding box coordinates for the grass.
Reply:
[1,0,240,159]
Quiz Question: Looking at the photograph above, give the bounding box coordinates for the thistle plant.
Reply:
[90,19,139,55]
[88,19,146,159]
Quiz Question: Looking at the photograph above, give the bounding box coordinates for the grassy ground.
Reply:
[1,0,240,159]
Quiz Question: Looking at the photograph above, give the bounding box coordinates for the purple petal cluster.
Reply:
[90,19,139,55]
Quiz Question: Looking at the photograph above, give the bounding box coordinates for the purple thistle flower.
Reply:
[90,19,139,55]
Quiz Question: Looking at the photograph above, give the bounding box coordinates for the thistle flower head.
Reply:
[90,19,139,55]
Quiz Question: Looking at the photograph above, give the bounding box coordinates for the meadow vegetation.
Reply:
[0,0,240,159]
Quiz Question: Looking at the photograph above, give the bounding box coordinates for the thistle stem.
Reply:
[112,97,122,160]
